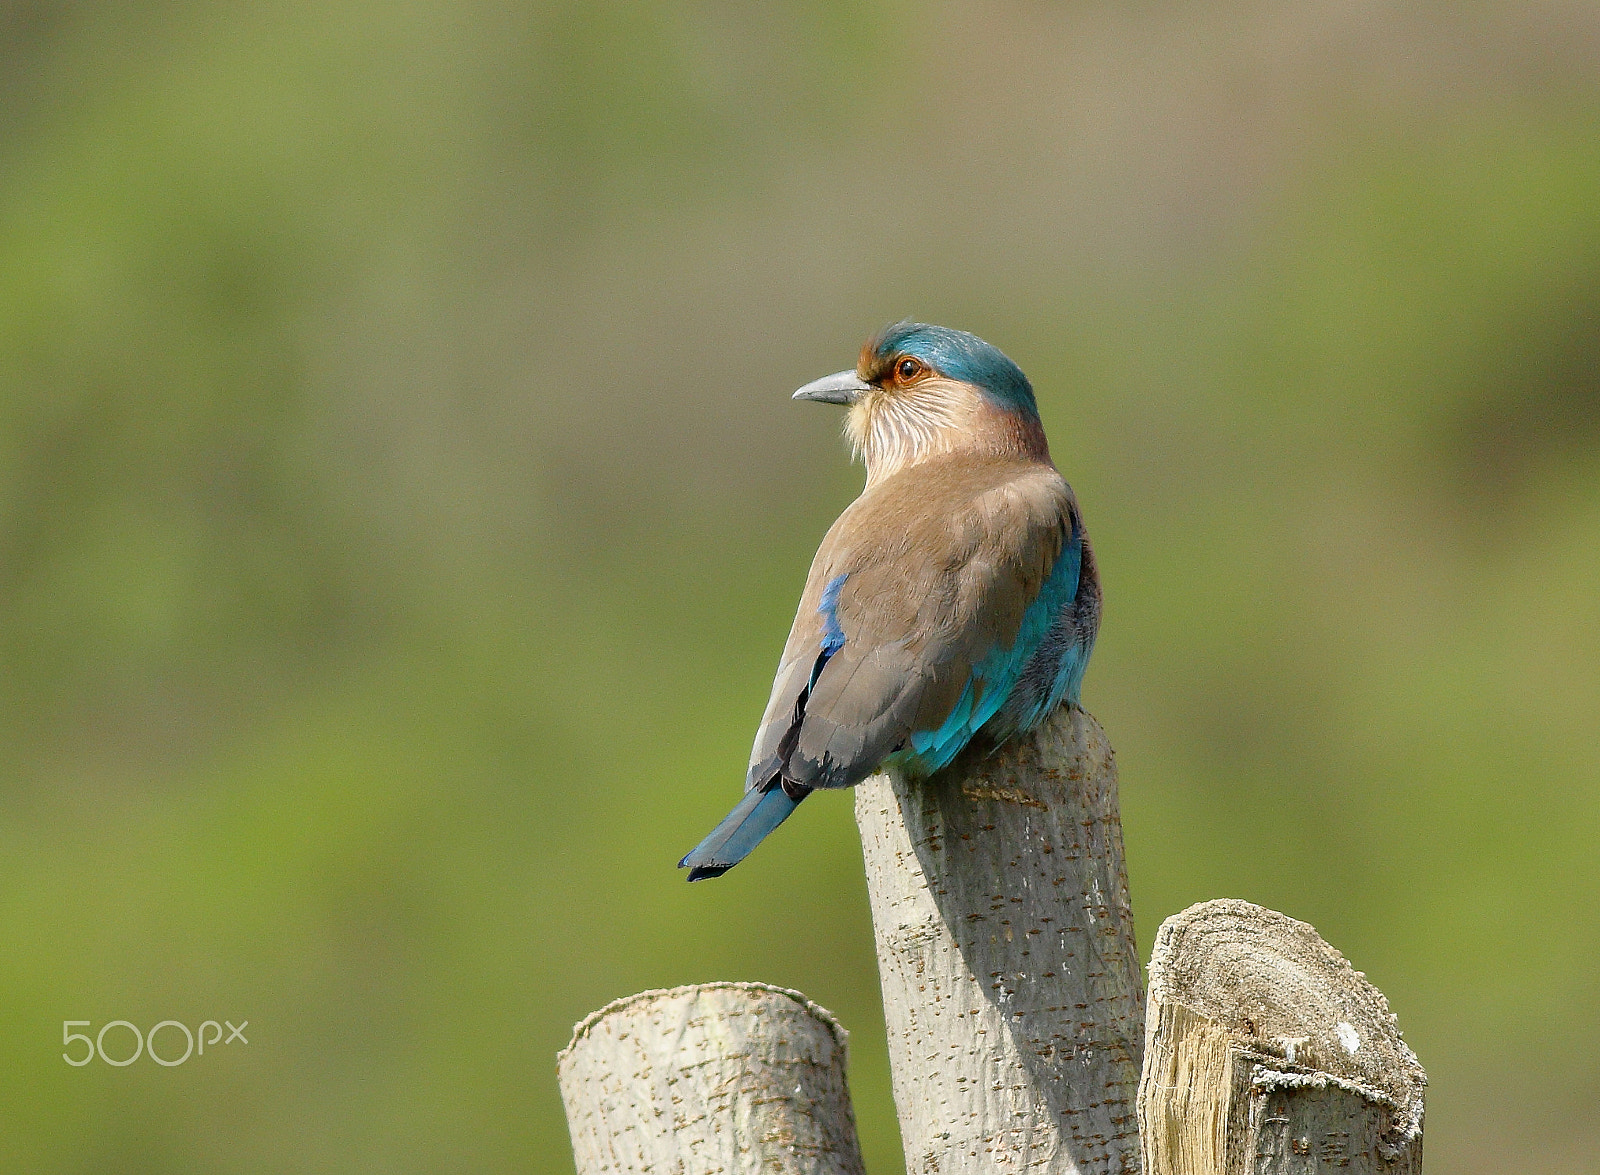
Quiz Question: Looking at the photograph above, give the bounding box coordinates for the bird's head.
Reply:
[792,322,1046,485]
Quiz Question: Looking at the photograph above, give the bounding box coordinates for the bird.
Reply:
[679,322,1100,881]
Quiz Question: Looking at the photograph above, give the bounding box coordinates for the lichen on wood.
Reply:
[1137,899,1426,1175]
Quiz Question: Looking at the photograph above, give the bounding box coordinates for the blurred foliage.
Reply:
[1,1,1598,1172]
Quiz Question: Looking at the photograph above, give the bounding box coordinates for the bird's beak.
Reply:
[792,370,872,405]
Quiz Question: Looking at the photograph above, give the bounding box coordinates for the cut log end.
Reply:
[558,982,866,1175]
[1138,899,1426,1175]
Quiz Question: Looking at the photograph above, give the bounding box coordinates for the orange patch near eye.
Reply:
[856,339,880,382]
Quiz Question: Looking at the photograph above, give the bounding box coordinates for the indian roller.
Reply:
[680,322,1100,880]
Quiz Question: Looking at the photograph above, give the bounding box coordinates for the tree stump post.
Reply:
[1136,900,1426,1174]
[558,982,867,1175]
[559,721,1430,1175]
[854,705,1145,1175]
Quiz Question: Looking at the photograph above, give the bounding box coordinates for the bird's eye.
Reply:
[895,357,923,382]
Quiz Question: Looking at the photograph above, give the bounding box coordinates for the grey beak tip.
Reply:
[792,370,871,405]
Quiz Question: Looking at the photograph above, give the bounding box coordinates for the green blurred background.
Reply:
[1,0,1597,1170]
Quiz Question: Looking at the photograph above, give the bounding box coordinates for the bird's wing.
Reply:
[747,457,1077,791]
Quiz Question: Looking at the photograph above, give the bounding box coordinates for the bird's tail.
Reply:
[678,783,809,881]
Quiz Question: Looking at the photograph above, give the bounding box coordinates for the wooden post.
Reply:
[1137,900,1426,1174]
[854,705,1145,1175]
[558,982,867,1175]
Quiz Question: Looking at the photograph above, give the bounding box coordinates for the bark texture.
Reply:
[558,982,867,1175]
[854,705,1144,1175]
[1138,900,1426,1175]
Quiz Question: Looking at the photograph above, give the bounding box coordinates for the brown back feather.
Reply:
[751,453,1074,789]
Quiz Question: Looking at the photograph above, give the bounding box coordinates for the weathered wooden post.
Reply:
[558,982,867,1175]
[1137,900,1426,1174]
[854,704,1145,1174]
[558,723,1430,1174]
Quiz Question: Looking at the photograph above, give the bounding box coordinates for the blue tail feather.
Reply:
[679,784,806,881]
